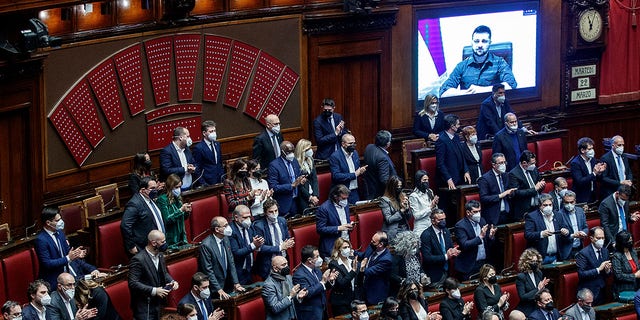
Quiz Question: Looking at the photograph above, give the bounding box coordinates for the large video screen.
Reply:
[416,1,539,109]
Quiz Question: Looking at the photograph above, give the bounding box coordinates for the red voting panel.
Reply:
[63,80,105,148]
[49,106,93,166]
[113,45,145,116]
[258,66,299,125]
[144,36,173,106]
[224,41,260,109]
[87,59,125,130]
[243,51,285,120]
[174,34,201,101]
[147,116,202,151]
[145,104,202,122]
[203,35,232,102]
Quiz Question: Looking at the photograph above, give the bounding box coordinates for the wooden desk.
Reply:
[213,282,263,320]
[593,302,635,319]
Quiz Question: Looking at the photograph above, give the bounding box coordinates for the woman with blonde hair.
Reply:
[156,173,191,249]
[328,238,359,316]
[413,94,446,142]
[515,248,549,314]
[294,139,319,212]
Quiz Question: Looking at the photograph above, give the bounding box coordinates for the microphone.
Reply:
[302,207,317,216]
[103,194,116,212]
[536,160,550,171]
[559,303,575,314]
[541,121,558,132]
[191,168,206,189]
[500,263,515,276]
[109,263,129,272]
[25,221,37,238]
[191,228,211,243]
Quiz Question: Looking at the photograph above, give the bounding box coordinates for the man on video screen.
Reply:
[439,25,517,98]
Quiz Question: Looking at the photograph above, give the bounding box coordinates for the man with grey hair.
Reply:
[508,310,526,320]
[268,140,307,217]
[551,177,568,212]
[228,205,264,285]
[160,126,196,188]
[363,130,397,200]
[482,310,501,320]
[329,134,367,204]
[2,301,22,320]
[564,288,595,320]
[253,114,284,169]
[558,190,589,260]
[600,135,633,199]
[524,193,570,264]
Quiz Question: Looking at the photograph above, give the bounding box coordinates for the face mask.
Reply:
[451,289,461,299]
[341,248,351,258]
[529,262,539,271]
[544,301,555,311]
[207,133,217,141]
[615,146,624,155]
[338,199,349,208]
[558,189,567,197]
[428,103,438,111]
[236,170,248,179]
[386,311,397,318]
[581,304,591,312]
[172,188,181,197]
[279,266,290,276]
[542,206,553,216]
[586,149,595,159]
[496,95,506,104]
[144,160,152,168]
[617,197,626,207]
[305,149,314,158]
[322,110,333,118]
[65,288,75,300]
[13,317,23,320]
[285,153,295,162]
[471,213,481,223]
[241,219,252,229]
[188,316,198,320]
[564,203,575,212]
[271,125,281,134]
[625,240,634,249]
[487,275,498,284]
[497,163,506,174]
[408,290,420,300]
[148,189,158,200]
[55,219,65,231]
[437,220,447,230]
[526,164,537,171]
[157,242,168,252]
[199,287,211,300]
[41,293,52,306]
[223,225,233,237]
[594,239,605,249]
[508,124,518,132]
[469,135,478,144]
[314,257,323,268]
[252,170,263,180]
[185,137,193,147]
[345,145,356,153]
[418,181,430,192]
[267,213,278,222]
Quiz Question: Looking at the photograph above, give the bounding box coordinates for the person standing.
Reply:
[435,114,471,190]
[413,94,445,143]
[492,113,527,172]
[228,205,264,285]
[363,130,397,200]
[576,227,612,305]
[268,141,307,217]
[192,120,224,186]
[421,210,460,286]
[515,248,549,315]
[156,174,191,249]
[313,98,347,161]
[478,153,515,225]
[570,137,606,204]
[292,245,337,320]
[409,170,439,237]
[121,177,165,255]
[262,256,307,320]
[316,185,354,258]
[507,151,546,222]
[253,114,284,170]
[476,84,515,140]
[600,135,633,199]
[455,201,497,280]
[159,127,195,189]
[329,134,367,205]
[564,289,595,320]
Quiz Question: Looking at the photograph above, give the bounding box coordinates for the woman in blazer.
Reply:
[473,264,510,320]
[380,176,412,239]
[398,279,441,320]
[413,94,446,143]
[439,277,474,320]
[294,139,320,212]
[460,126,483,183]
[328,238,359,316]
[156,174,191,249]
[515,248,549,314]
[612,230,640,300]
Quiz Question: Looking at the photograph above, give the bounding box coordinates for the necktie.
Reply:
[271,135,279,158]
[219,240,227,274]
[149,201,166,233]
[439,231,448,271]
[617,156,625,181]
[619,204,627,231]
[525,171,537,206]
[243,228,252,269]
[546,312,553,320]
[209,142,217,164]
[497,174,504,192]
[496,106,502,123]
[286,161,297,197]
[596,249,601,261]
[53,232,69,273]
[271,223,281,249]
[198,299,208,318]
[329,116,338,152]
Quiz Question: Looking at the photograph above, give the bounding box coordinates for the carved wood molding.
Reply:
[302,7,397,35]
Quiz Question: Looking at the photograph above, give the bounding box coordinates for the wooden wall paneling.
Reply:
[228,0,264,11]
[76,2,115,32]
[191,0,225,15]
[116,0,156,24]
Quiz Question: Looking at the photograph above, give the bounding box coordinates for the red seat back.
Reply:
[502,282,519,316]
[535,138,562,171]
[236,295,265,320]
[59,202,85,234]
[481,148,493,172]
[317,172,332,203]
[464,193,480,203]
[543,182,554,194]
[105,280,132,320]
[418,157,437,184]
[510,231,527,270]
[1,249,37,305]
[219,194,229,217]
[557,272,578,309]
[527,142,536,154]
[616,314,638,320]
[0,262,5,304]
[189,196,220,242]
[166,257,198,308]
[97,220,129,269]
[462,292,477,320]
[356,209,383,250]
[290,224,320,267]
[428,302,439,313]
[585,219,600,246]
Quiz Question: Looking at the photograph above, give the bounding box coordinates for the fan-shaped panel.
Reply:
[63,80,105,147]
[224,41,260,109]
[145,104,202,122]
[244,52,285,120]
[87,59,125,130]
[49,106,93,166]
[203,35,232,102]
[259,66,299,125]
[174,34,201,101]
[145,36,174,106]
[113,45,145,116]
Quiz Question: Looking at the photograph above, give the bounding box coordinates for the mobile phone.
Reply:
[163,283,173,291]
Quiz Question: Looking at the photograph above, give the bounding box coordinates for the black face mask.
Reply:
[529,262,539,271]
[279,266,290,276]
[253,170,263,180]
[322,110,333,118]
[418,182,430,192]
[387,310,398,317]
[408,290,420,300]
[144,160,152,169]
[437,220,447,230]
[544,301,555,311]
[236,171,248,179]
[345,145,356,153]
[581,304,591,312]
[487,275,497,284]
[156,242,168,252]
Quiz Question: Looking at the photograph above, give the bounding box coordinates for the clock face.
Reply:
[578,9,603,43]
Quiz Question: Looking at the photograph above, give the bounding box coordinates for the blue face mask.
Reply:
[172,188,181,197]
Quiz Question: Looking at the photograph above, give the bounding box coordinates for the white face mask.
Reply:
[223,225,233,237]
[172,188,181,197]
[338,199,348,208]
[497,163,506,173]
[341,248,351,258]
[267,213,278,222]
[618,197,626,207]
[65,288,75,300]
[470,213,481,223]
[305,149,314,158]
[55,219,65,231]
[469,135,478,144]
[542,206,553,216]
[207,132,217,141]
[564,203,575,212]
[359,312,370,320]
[496,95,506,104]
[508,124,518,131]
[451,288,462,299]
[285,153,295,162]
[314,257,323,268]
[428,103,438,111]
[594,239,605,249]
[199,287,211,300]
[185,137,193,147]
[586,149,595,159]
[526,164,537,171]
[615,146,624,155]
[187,316,198,320]
[271,125,281,134]
[41,293,52,306]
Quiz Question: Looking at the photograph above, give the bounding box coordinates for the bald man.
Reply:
[600,135,633,199]
[261,256,307,320]
[49,273,97,320]
[268,141,307,217]
[329,134,367,204]
[253,114,284,170]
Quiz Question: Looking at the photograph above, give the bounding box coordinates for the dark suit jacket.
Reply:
[460,142,483,183]
[570,155,600,203]
[22,304,44,320]
[120,193,159,253]
[492,127,527,172]
[159,142,194,181]
[600,150,633,199]
[192,140,224,186]
[316,200,351,257]
[313,113,346,160]
[298,165,319,210]
[390,253,424,296]
[198,235,239,292]
[362,248,392,305]
[329,148,360,187]
[398,298,429,320]
[328,259,357,309]
[599,193,632,244]
[178,291,214,320]
[576,244,610,302]
[35,230,96,288]
[292,265,329,318]
[476,95,514,140]
[478,169,511,225]
[454,217,494,274]
[253,129,284,170]
[557,206,589,258]
[253,217,290,279]
[529,308,561,320]
[515,270,544,315]
[507,166,541,222]
[363,144,397,200]
[128,249,174,320]
[524,210,570,261]
[439,296,470,320]
[268,157,302,216]
[48,290,76,320]
[612,250,640,296]
[228,222,257,284]
[413,111,446,141]
[420,226,454,284]
[435,131,469,187]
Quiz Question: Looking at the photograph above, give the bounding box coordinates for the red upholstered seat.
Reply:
[535,138,562,171]
[105,280,132,320]
[236,294,265,320]
[557,272,578,310]
[510,231,527,270]
[317,172,332,203]
[543,182,554,194]
[527,142,536,154]
[585,219,600,247]
[462,292,477,320]
[428,302,439,313]
[0,262,5,304]
[566,177,573,190]
[464,193,480,203]
[290,224,320,267]
[481,148,493,172]
[356,209,383,251]
[189,196,220,242]
[59,201,85,234]
[219,194,229,218]
[97,220,129,269]
[616,314,638,320]
[418,157,437,184]
[166,257,198,308]
[502,282,519,316]
[1,249,38,305]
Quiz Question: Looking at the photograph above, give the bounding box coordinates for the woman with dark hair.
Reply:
[515,248,549,314]
[460,126,483,183]
[398,279,442,320]
[413,94,446,143]
[409,170,439,237]
[379,297,401,320]
[246,159,273,217]
[328,238,359,316]
[156,173,191,249]
[380,175,412,239]
[612,230,640,300]
[74,280,121,320]
[473,264,509,320]
[176,303,224,320]
[390,231,429,297]
[224,159,258,213]
[129,152,154,193]
[440,277,474,320]
[294,139,320,212]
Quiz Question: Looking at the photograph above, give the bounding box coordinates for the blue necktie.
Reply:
[149,201,165,233]
[616,155,625,181]
[619,204,627,231]
[286,160,297,197]
[219,240,227,276]
[439,231,448,271]
[198,299,208,318]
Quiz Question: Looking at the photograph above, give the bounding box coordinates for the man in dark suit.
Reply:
[524,194,570,264]
[528,289,561,320]
[436,114,471,189]
[599,185,639,247]
[420,209,460,285]
[228,205,264,285]
[48,272,97,320]
[576,226,612,305]
[192,120,224,186]
[492,113,528,172]
[178,272,225,320]
[359,231,392,305]
[507,150,547,222]
[329,134,367,205]
[478,152,516,225]
[128,230,178,320]
[454,200,496,280]
[2,301,22,320]
[476,84,515,140]
[600,135,633,199]
[557,190,589,259]
[22,279,51,320]
[316,185,354,258]
[253,199,296,280]
[121,177,166,255]
[198,216,245,300]
[292,245,337,320]
[570,137,606,204]
[253,114,284,170]
[313,98,348,161]
[550,177,568,212]
[159,126,196,189]
[35,207,105,288]
[363,130,397,200]
[262,255,307,320]
[268,141,307,217]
